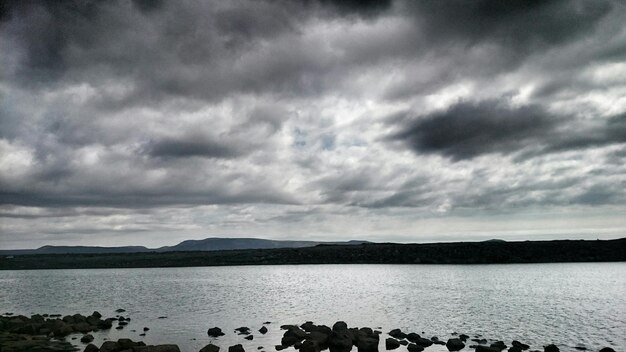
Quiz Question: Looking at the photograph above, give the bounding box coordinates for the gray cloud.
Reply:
[1,0,625,248]
[391,101,626,160]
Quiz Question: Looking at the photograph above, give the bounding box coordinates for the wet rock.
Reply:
[430,337,439,342]
[81,334,95,343]
[282,326,307,346]
[245,335,254,341]
[599,348,615,352]
[544,345,559,352]
[407,344,424,352]
[115,309,126,313]
[491,341,507,351]
[328,321,353,352]
[275,346,287,351]
[98,319,114,329]
[144,327,150,332]
[459,334,469,342]
[398,340,408,346]
[446,338,465,351]
[355,328,379,352]
[301,322,316,332]
[414,337,433,347]
[200,344,220,352]
[510,347,522,352]
[91,311,102,319]
[301,340,321,352]
[259,326,268,334]
[475,346,501,352]
[512,341,530,350]
[84,343,99,352]
[135,345,181,352]
[389,329,407,339]
[208,327,225,337]
[406,333,420,343]
[100,341,121,352]
[386,338,400,350]
[229,344,245,352]
[235,327,251,335]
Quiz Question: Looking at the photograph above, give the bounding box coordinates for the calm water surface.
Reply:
[1,263,624,352]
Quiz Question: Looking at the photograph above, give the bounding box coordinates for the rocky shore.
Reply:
[0,313,618,352]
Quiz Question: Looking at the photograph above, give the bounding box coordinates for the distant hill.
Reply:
[0,237,370,256]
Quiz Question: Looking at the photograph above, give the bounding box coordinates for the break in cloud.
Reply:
[1,0,625,248]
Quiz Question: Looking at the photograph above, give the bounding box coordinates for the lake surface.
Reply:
[1,263,624,352]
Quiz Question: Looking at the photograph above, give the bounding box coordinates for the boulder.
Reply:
[282,326,308,346]
[386,338,400,350]
[446,338,465,351]
[301,322,316,332]
[407,344,424,352]
[259,326,268,334]
[301,340,321,352]
[356,330,379,352]
[510,347,522,352]
[475,346,501,352]
[229,344,245,352]
[200,344,220,352]
[459,334,469,341]
[512,341,530,350]
[599,348,615,352]
[414,338,433,347]
[236,327,251,335]
[208,327,225,337]
[388,329,407,339]
[92,311,102,319]
[398,340,408,346]
[328,322,353,352]
[135,345,181,352]
[81,334,95,343]
[98,319,114,329]
[544,345,559,352]
[84,344,99,352]
[491,341,507,351]
[100,341,121,352]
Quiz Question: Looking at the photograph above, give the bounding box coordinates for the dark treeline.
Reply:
[0,238,624,270]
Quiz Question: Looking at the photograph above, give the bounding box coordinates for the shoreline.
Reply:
[1,239,625,270]
[0,313,619,352]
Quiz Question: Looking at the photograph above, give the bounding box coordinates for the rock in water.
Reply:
[509,347,523,352]
[491,341,507,351]
[259,326,268,334]
[446,338,465,351]
[328,321,353,352]
[84,344,99,352]
[246,335,254,340]
[81,334,95,343]
[512,341,530,350]
[208,327,226,337]
[236,327,251,335]
[475,346,502,352]
[407,344,424,352]
[301,340,321,352]
[229,344,246,352]
[544,345,560,352]
[388,329,407,339]
[599,348,615,352]
[200,344,221,352]
[134,345,181,352]
[385,338,400,350]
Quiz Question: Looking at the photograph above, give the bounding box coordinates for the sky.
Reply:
[1,0,626,249]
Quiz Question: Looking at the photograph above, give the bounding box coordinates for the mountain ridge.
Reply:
[0,237,370,256]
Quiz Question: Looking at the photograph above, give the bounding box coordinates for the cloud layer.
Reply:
[1,0,625,248]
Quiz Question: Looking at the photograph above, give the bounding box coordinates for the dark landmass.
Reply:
[0,237,370,256]
[0,238,624,270]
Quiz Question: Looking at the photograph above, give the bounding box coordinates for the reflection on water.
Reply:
[1,263,624,352]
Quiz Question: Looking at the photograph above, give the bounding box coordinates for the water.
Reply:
[1,263,624,352]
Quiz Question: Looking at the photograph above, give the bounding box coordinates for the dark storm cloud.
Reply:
[408,0,612,55]
[391,101,626,161]
[390,101,557,160]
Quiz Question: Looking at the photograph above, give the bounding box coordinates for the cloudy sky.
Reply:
[1,0,625,249]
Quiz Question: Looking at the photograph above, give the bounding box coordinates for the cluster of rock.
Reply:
[83,338,180,352]
[0,311,116,338]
